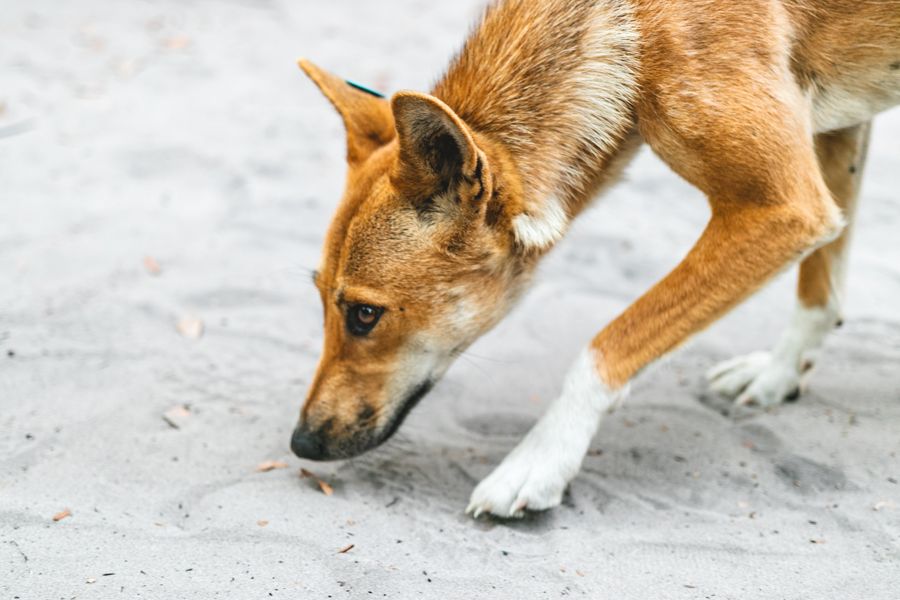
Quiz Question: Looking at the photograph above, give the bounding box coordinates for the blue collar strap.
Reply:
[345,79,385,99]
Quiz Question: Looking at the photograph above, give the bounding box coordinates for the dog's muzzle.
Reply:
[290,424,327,461]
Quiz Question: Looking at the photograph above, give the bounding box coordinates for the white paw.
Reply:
[466,451,570,519]
[465,348,613,519]
[706,351,807,407]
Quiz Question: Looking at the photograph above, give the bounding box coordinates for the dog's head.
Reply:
[292,60,536,460]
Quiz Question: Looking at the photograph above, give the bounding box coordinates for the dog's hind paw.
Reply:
[706,351,809,407]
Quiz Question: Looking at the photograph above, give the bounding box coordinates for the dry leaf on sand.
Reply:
[176,316,203,339]
[299,468,334,495]
[162,404,190,429]
[256,460,289,472]
[163,35,191,50]
[143,255,161,275]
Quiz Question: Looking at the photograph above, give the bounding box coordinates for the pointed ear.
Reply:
[298,59,395,165]
[390,91,491,201]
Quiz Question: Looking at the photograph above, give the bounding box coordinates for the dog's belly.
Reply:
[812,67,900,133]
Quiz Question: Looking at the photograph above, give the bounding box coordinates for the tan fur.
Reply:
[293,0,900,459]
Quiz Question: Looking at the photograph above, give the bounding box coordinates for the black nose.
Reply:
[290,425,326,460]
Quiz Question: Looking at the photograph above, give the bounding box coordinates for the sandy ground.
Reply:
[1,1,899,598]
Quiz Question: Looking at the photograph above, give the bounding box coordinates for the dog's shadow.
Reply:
[330,377,847,532]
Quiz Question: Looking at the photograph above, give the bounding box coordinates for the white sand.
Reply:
[1,1,898,597]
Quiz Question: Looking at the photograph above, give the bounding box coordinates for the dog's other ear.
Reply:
[390,91,491,203]
[298,59,396,165]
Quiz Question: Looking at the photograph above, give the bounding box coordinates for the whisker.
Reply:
[455,350,515,364]
[454,352,495,379]
[243,263,320,287]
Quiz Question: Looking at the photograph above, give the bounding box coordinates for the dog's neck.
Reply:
[432,0,642,252]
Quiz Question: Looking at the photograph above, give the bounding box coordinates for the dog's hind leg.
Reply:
[707,122,871,406]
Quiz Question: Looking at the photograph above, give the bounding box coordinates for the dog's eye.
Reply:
[346,304,384,336]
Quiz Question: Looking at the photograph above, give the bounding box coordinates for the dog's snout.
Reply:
[290,425,326,460]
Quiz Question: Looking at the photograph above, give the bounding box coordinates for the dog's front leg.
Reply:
[466,349,622,518]
[467,197,842,518]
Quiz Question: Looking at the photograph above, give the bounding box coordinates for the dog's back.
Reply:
[633,0,900,134]
[786,0,900,131]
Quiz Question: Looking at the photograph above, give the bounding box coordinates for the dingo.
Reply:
[293,0,900,518]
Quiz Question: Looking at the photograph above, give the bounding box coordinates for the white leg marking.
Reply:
[466,348,624,518]
[511,195,569,252]
[707,304,838,406]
